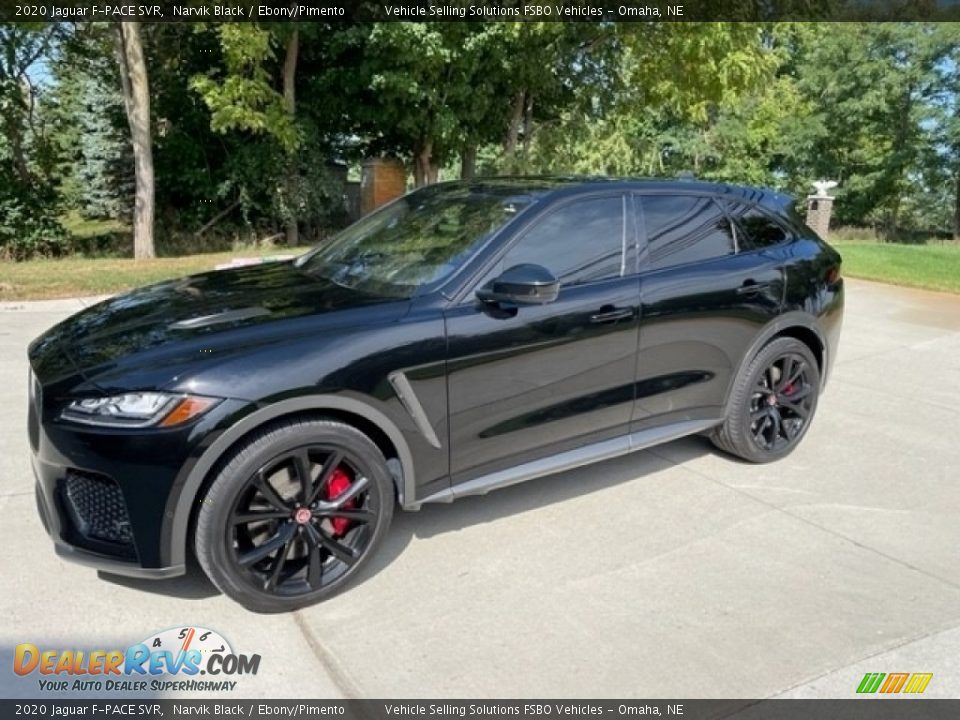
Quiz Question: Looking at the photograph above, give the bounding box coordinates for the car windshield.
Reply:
[297,185,529,297]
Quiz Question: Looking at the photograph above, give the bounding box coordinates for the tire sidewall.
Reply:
[734,338,821,463]
[195,420,394,613]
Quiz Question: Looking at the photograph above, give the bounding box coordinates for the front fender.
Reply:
[160,394,418,570]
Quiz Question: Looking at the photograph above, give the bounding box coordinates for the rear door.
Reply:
[444,193,641,483]
[631,193,785,430]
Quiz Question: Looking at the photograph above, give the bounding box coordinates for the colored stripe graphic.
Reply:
[903,673,933,694]
[879,673,909,693]
[857,673,885,693]
[857,672,933,694]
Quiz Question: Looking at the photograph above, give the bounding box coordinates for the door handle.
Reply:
[736,280,772,295]
[590,307,635,324]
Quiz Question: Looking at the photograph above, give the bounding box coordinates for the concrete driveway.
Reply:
[1,278,958,699]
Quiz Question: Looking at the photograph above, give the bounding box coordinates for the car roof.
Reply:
[428,176,795,210]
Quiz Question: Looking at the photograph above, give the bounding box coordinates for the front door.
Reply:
[444,193,641,484]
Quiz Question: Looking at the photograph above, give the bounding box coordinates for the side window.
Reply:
[640,195,735,271]
[495,196,625,287]
[727,202,792,250]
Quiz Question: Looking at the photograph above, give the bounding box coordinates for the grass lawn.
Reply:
[832,241,960,295]
[0,247,313,301]
[60,212,129,240]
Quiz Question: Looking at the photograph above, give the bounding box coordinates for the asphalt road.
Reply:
[1,278,958,700]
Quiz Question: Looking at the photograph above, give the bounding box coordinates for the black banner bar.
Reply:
[2,700,960,720]
[3,0,960,23]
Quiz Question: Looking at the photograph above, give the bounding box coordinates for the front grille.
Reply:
[62,470,134,548]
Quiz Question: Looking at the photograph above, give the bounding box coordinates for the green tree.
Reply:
[310,22,476,185]
[0,22,66,259]
[190,24,296,149]
[927,31,960,239]
[191,22,312,242]
[522,23,779,178]
[785,23,954,233]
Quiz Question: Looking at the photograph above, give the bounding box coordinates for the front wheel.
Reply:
[194,418,394,612]
[711,337,821,463]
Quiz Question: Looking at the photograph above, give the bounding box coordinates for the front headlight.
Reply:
[60,392,219,428]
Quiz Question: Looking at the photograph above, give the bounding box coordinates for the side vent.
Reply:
[387,372,442,449]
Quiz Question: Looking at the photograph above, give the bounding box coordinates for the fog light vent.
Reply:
[63,469,133,545]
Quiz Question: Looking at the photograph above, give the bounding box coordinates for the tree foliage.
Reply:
[2,20,959,260]
[0,22,67,258]
[190,24,297,151]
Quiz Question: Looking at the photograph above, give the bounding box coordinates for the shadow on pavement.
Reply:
[96,436,718,606]
[98,556,218,600]
[348,435,718,593]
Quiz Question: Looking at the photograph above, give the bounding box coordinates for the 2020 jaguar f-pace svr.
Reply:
[28,178,843,612]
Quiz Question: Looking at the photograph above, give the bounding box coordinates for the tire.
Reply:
[195,418,394,612]
[711,337,820,464]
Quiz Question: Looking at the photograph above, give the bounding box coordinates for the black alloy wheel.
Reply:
[711,337,821,463]
[195,419,394,612]
[748,352,815,452]
[228,446,378,594]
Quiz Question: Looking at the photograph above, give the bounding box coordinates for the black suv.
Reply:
[28,178,843,612]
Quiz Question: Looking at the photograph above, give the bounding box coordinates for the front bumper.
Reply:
[33,467,185,579]
[29,388,244,578]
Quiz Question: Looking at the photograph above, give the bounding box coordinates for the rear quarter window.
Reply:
[726,202,794,251]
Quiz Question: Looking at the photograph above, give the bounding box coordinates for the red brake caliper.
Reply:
[782,382,795,396]
[325,467,356,537]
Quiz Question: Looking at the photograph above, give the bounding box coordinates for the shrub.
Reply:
[0,161,68,260]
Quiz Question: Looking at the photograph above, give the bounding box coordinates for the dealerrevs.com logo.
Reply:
[13,626,260,693]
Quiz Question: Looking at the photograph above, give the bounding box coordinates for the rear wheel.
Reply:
[711,337,820,463]
[195,418,394,612]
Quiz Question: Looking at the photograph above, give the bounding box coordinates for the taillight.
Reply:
[825,265,842,285]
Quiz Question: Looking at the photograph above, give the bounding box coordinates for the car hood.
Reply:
[28,260,405,386]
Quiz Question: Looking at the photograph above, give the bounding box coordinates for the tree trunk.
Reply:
[460,144,477,179]
[521,93,534,158]
[282,23,299,246]
[115,22,155,260]
[503,90,525,158]
[414,139,433,188]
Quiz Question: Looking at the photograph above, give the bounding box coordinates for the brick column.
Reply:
[360,158,407,215]
[806,195,834,239]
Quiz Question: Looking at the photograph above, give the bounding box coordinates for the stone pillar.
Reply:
[360,158,407,216]
[806,195,834,239]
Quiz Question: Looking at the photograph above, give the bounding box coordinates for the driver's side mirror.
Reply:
[476,264,560,306]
